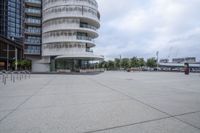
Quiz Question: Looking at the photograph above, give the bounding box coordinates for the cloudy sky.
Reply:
[95,0,200,61]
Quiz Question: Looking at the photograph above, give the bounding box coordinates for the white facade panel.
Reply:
[42,0,101,59]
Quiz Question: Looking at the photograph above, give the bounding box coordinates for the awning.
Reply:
[55,53,104,60]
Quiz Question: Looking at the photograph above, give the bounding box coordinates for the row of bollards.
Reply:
[0,70,31,86]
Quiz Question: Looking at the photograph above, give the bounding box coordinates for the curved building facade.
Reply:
[42,0,103,72]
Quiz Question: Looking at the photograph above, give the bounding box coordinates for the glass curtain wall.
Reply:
[0,0,23,43]
[55,59,90,72]
[24,0,42,56]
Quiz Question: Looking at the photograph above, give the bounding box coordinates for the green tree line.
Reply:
[97,57,157,70]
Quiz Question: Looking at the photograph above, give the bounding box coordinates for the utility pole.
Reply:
[120,55,122,70]
[156,51,159,70]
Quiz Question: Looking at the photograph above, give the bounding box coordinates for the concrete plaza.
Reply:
[0,72,200,133]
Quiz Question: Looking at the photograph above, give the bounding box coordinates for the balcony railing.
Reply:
[25,0,41,5]
[25,8,41,15]
[25,19,41,25]
[43,0,98,9]
[24,50,40,55]
[43,5,100,22]
[77,36,94,42]
[25,39,41,44]
[80,24,97,31]
[86,49,93,53]
[25,29,41,34]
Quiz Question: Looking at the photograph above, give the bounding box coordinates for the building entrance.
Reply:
[55,59,90,72]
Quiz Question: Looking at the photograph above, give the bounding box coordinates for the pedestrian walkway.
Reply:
[0,72,200,133]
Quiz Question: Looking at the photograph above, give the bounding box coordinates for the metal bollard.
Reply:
[16,72,19,80]
[1,72,5,85]
[1,73,3,83]
[24,71,26,79]
[2,74,4,85]
[11,72,13,82]
[0,72,2,82]
[14,71,18,82]
[11,72,15,83]
[3,74,6,85]
[13,73,15,83]
[20,72,22,80]
[26,71,31,79]
[0,70,31,85]
[21,71,23,79]
[25,71,27,79]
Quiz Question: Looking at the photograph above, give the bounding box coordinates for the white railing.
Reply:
[43,8,100,23]
[42,35,95,44]
[77,36,95,42]
[80,23,97,31]
[43,0,98,10]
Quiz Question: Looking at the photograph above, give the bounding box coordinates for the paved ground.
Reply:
[0,72,200,133]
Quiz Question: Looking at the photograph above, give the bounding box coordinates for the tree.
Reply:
[107,60,115,70]
[121,58,130,69]
[20,60,26,70]
[130,57,139,68]
[102,61,108,69]
[24,60,31,70]
[138,58,146,67]
[146,58,157,68]
[98,61,104,68]
[114,58,121,69]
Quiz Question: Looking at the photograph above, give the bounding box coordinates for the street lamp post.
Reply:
[15,48,18,71]
[7,45,9,70]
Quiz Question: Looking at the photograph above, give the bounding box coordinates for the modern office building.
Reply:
[38,0,103,72]
[0,0,103,72]
[160,59,169,63]
[24,0,42,57]
[0,0,24,70]
[0,0,23,42]
[159,57,200,72]
[0,35,23,70]
[172,57,196,63]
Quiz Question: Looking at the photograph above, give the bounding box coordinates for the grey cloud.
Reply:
[95,0,200,61]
